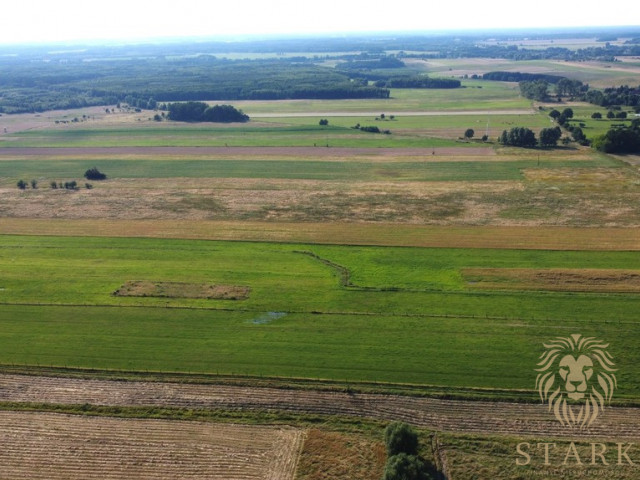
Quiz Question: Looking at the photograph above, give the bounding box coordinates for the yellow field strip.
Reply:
[1,218,639,250]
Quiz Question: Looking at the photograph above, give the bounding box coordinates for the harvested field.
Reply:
[296,429,386,480]
[1,374,639,441]
[113,281,250,300]
[464,268,640,293]
[1,218,639,250]
[0,411,303,480]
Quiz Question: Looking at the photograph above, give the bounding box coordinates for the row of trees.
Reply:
[374,76,461,89]
[498,126,564,147]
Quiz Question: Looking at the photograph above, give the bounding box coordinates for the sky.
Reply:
[0,0,639,45]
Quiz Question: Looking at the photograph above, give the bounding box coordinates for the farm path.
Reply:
[0,145,495,157]
[1,373,638,441]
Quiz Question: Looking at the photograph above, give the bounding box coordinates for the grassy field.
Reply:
[0,156,618,181]
[0,235,638,398]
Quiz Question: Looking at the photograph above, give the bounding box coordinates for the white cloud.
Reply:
[0,0,638,44]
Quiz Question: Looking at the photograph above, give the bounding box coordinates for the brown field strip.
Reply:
[1,374,639,441]
[113,281,251,300]
[464,268,640,292]
[1,218,639,250]
[0,410,303,480]
[296,429,386,480]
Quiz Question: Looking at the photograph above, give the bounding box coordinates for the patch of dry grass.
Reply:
[113,281,250,300]
[464,268,640,293]
[1,217,639,250]
[296,429,385,480]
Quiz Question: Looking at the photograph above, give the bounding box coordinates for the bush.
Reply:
[84,167,107,181]
[17,179,27,190]
[385,422,418,456]
[319,119,329,126]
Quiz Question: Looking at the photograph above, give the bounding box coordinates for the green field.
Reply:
[0,156,619,182]
[1,235,638,398]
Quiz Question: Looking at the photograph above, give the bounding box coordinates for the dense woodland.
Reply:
[1,27,639,114]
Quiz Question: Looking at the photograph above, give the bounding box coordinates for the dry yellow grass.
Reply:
[296,429,386,480]
[113,281,251,300]
[464,268,640,293]
[1,217,639,250]
[0,411,303,480]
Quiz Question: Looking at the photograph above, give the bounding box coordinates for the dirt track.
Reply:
[1,374,638,441]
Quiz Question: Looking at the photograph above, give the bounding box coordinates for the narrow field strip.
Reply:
[1,218,639,250]
[1,374,638,441]
[0,146,495,157]
[0,410,303,480]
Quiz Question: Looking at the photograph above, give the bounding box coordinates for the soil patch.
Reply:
[464,268,640,293]
[113,281,250,300]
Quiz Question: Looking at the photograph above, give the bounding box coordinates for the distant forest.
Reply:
[1,27,639,113]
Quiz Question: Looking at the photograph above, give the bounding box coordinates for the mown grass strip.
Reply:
[1,218,639,250]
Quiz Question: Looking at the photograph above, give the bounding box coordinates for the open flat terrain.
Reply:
[0,410,303,480]
[1,59,640,479]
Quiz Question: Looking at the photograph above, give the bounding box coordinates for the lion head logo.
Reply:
[535,333,617,429]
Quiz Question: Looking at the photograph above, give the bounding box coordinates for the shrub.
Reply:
[84,167,107,181]
[385,422,418,456]
[17,179,27,190]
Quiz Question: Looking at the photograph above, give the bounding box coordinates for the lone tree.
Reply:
[17,179,27,190]
[382,422,435,480]
[385,422,418,456]
[464,128,474,140]
[319,119,329,126]
[84,167,107,181]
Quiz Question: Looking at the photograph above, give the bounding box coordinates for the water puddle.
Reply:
[250,312,287,324]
